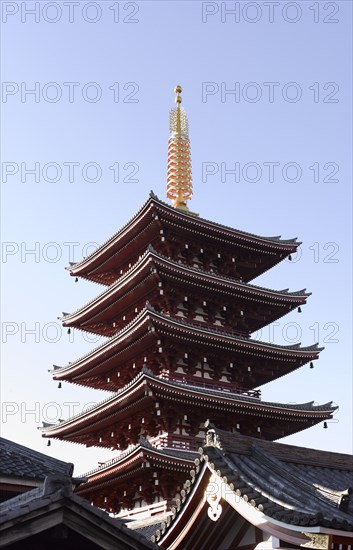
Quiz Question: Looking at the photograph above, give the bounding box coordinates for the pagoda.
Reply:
[42,86,336,517]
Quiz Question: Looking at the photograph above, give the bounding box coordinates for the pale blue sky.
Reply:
[1,1,352,473]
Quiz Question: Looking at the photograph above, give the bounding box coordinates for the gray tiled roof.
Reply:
[153,429,353,544]
[0,473,158,549]
[205,429,353,530]
[131,522,166,542]
[0,437,73,480]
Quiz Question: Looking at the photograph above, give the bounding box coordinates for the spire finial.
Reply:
[175,85,182,105]
[167,85,193,212]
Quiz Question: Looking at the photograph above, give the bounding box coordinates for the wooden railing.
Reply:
[157,434,201,453]
[167,375,261,399]
[115,500,169,519]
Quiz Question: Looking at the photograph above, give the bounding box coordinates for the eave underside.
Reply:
[76,443,195,513]
[69,195,299,285]
[52,309,321,391]
[62,248,309,338]
[42,371,335,448]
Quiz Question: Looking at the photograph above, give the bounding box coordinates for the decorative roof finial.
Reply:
[175,84,182,103]
[167,85,193,212]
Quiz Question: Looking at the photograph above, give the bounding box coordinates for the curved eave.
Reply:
[42,369,336,440]
[42,372,149,438]
[62,247,310,328]
[68,195,154,277]
[158,455,352,549]
[52,308,323,382]
[150,194,300,249]
[150,308,323,355]
[76,441,194,495]
[68,193,300,278]
[62,250,156,326]
[52,308,155,379]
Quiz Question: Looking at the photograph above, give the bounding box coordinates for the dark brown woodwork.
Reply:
[47,196,329,515]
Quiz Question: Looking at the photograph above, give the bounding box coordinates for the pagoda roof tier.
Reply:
[75,438,195,512]
[42,366,336,446]
[52,306,323,390]
[61,246,310,337]
[68,193,300,285]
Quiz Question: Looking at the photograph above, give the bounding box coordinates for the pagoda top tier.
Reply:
[68,193,300,285]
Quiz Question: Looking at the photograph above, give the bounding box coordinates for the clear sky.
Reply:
[1,0,352,474]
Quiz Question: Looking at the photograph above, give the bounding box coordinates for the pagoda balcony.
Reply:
[163,374,261,399]
[151,434,201,454]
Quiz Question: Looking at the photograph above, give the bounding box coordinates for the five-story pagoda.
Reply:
[42,87,336,516]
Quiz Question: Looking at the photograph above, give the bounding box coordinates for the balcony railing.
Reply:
[156,434,201,453]
[115,500,169,519]
[163,374,261,399]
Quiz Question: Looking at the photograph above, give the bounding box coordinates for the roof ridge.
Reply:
[53,306,323,377]
[68,193,301,274]
[43,369,336,437]
[42,369,148,431]
[149,246,310,297]
[0,437,74,476]
[144,372,336,412]
[150,309,324,353]
[52,308,151,373]
[61,248,153,321]
[79,437,194,478]
[66,195,154,271]
[249,445,343,513]
[151,193,301,245]
[61,247,310,327]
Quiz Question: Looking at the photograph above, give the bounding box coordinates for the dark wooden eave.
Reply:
[78,438,194,492]
[61,246,310,337]
[74,438,195,512]
[42,366,337,446]
[68,193,300,285]
[52,306,322,390]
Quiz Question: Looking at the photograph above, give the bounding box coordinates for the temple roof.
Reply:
[52,306,322,389]
[61,246,310,334]
[155,428,353,548]
[42,366,336,443]
[0,473,157,549]
[76,437,195,498]
[0,437,74,481]
[68,193,300,284]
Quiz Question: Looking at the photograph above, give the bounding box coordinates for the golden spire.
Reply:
[167,85,193,211]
